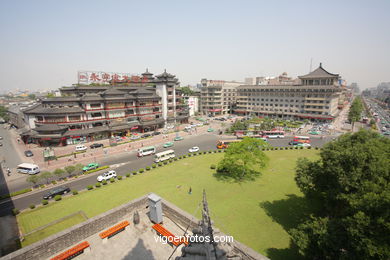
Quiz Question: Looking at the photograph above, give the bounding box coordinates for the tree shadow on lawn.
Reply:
[260,194,321,260]
[213,169,262,183]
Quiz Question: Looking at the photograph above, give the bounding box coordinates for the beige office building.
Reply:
[200,79,244,116]
[235,64,343,121]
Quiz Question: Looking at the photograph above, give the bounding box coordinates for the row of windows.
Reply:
[242,98,330,103]
[247,108,329,115]
[239,88,335,93]
[244,103,330,109]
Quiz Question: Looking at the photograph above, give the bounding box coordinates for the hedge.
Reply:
[132,171,138,175]
[139,168,145,173]
[102,180,107,185]
[29,204,35,209]
[158,162,163,167]
[87,185,94,190]
[42,199,48,205]
[56,150,86,159]
[118,176,123,180]
[0,188,33,200]
[95,182,101,188]
[12,208,20,215]
[126,173,131,177]
[72,190,78,195]
[110,178,115,183]
[145,166,151,171]
[210,164,216,169]
[54,195,62,201]
[152,164,157,168]
[83,165,110,174]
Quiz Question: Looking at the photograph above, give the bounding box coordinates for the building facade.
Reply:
[235,64,343,121]
[21,70,189,146]
[200,79,244,116]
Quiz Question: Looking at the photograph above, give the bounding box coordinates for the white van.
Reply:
[17,163,40,175]
[75,145,87,151]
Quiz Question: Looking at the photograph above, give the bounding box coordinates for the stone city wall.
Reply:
[0,195,148,260]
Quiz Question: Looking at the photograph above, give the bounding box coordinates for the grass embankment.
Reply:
[17,149,318,258]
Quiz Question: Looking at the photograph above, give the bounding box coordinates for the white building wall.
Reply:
[155,83,168,122]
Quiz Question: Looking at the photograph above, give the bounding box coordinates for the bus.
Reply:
[137,146,156,157]
[262,131,285,139]
[154,150,175,163]
[216,140,241,149]
[17,163,40,175]
[293,136,310,143]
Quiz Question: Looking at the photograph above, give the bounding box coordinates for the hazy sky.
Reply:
[0,0,389,92]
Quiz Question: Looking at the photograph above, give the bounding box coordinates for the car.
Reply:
[82,163,100,172]
[90,143,104,149]
[190,124,197,128]
[0,143,2,146]
[114,136,122,142]
[43,186,71,200]
[196,123,203,127]
[152,131,161,136]
[0,136,2,140]
[141,133,151,138]
[207,128,214,132]
[184,126,192,131]
[296,143,311,147]
[308,131,320,135]
[97,170,117,182]
[75,145,87,151]
[24,150,34,157]
[130,135,140,140]
[189,146,200,153]
[163,142,174,148]
[289,141,300,145]
[174,136,184,141]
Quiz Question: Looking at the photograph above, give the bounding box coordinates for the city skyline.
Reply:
[1,0,389,92]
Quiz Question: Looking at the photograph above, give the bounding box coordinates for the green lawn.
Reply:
[17,149,319,258]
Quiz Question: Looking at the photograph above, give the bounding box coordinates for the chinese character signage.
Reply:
[78,71,148,85]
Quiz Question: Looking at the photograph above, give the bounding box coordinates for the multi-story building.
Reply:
[235,64,343,121]
[20,70,189,146]
[200,79,244,116]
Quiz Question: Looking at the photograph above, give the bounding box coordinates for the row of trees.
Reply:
[26,164,84,186]
[0,105,9,121]
[348,96,364,130]
[292,129,390,259]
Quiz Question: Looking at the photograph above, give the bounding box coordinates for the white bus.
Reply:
[17,163,40,175]
[137,146,156,157]
[154,150,175,163]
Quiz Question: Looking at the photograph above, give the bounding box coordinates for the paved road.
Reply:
[0,133,334,213]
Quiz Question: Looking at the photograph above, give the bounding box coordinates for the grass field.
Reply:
[17,149,319,259]
[21,212,87,247]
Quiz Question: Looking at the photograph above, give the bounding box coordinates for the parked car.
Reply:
[297,143,311,147]
[289,141,300,145]
[184,126,192,131]
[114,136,122,142]
[75,145,87,151]
[174,136,184,141]
[196,123,203,127]
[207,128,214,132]
[0,136,2,140]
[141,133,151,138]
[189,146,200,153]
[131,135,140,140]
[90,143,104,149]
[152,131,161,136]
[0,143,2,147]
[97,170,117,182]
[82,163,100,172]
[163,142,174,148]
[43,186,71,200]
[24,150,34,157]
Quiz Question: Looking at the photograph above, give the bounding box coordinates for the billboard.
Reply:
[78,71,149,85]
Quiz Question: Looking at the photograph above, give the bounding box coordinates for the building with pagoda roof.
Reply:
[19,70,189,146]
[235,64,344,121]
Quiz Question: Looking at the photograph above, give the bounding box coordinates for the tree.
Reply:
[46,93,55,98]
[216,137,269,182]
[28,94,36,100]
[53,168,65,179]
[64,165,75,177]
[348,96,363,131]
[26,175,40,187]
[74,164,84,175]
[40,171,53,184]
[179,86,195,96]
[292,129,390,260]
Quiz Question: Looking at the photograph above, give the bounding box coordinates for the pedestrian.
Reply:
[188,187,192,194]
[141,142,144,147]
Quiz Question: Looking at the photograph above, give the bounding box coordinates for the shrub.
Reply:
[63,177,68,181]
[152,164,157,168]
[132,170,137,175]
[110,178,115,183]
[126,173,131,177]
[163,161,168,165]
[169,159,173,163]
[213,150,217,153]
[218,150,222,153]
[210,164,216,169]
[42,199,48,205]
[102,180,107,185]
[285,147,289,150]
[158,162,163,167]
[274,147,278,150]
[315,147,319,150]
[12,208,20,215]
[208,150,212,153]
[174,157,178,161]
[308,146,312,149]
[139,168,145,173]
[146,166,151,171]
[40,184,45,188]
[51,180,57,185]
[72,190,78,195]
[54,195,62,201]
[87,185,94,190]
[295,147,298,149]
[187,153,192,157]
[118,175,123,180]
[29,204,35,209]
[95,182,101,188]
[300,146,303,149]
[178,156,182,159]
[183,155,187,158]
[290,146,294,149]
